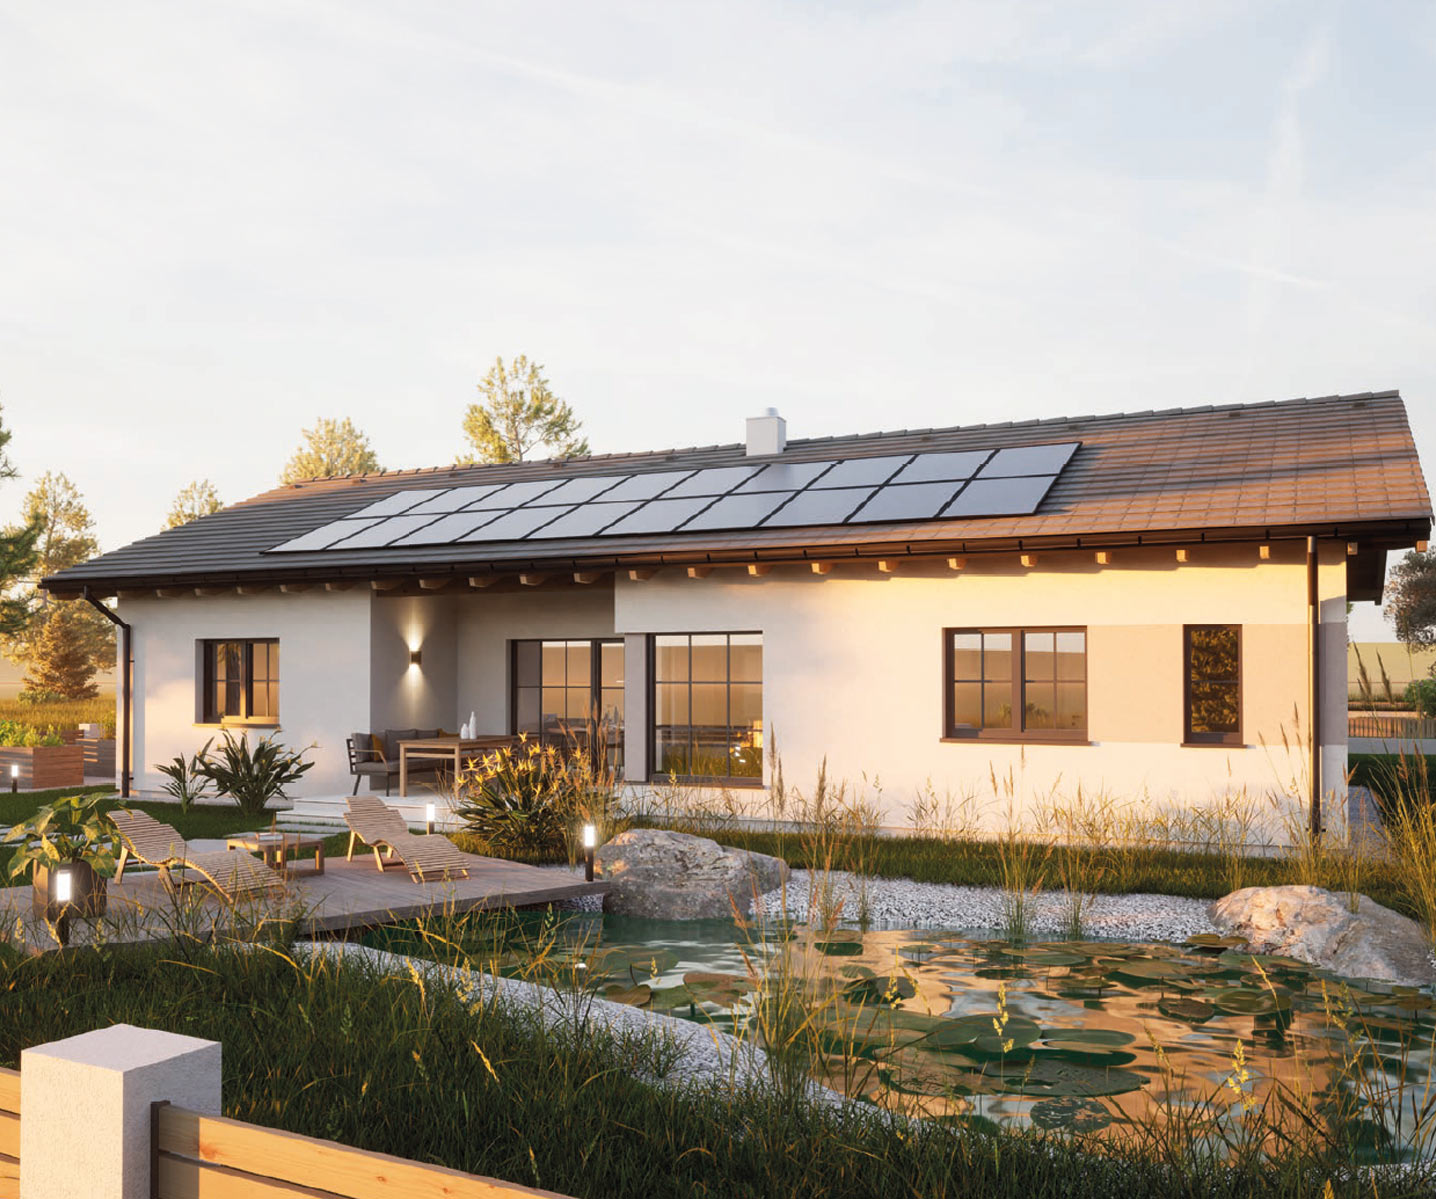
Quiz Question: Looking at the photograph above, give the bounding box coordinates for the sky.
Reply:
[0,0,1432,638]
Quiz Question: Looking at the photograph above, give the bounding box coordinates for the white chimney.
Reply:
[745,408,786,457]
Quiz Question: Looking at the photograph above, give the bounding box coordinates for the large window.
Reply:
[200,639,279,724]
[652,633,762,782]
[945,628,1086,740]
[512,639,624,772]
[1184,625,1241,745]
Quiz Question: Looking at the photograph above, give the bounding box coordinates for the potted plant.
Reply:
[5,792,118,920]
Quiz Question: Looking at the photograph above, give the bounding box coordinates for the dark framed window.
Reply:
[512,639,624,772]
[651,633,762,783]
[945,628,1086,740]
[200,639,279,724]
[1184,625,1241,745]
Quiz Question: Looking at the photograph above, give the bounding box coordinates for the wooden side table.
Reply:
[227,832,326,877]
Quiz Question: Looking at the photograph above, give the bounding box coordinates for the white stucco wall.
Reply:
[117,541,1349,837]
[615,542,1348,836]
[120,589,372,796]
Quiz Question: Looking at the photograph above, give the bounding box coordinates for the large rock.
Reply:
[1210,885,1434,987]
[595,829,790,920]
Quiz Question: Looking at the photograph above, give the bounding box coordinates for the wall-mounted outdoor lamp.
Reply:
[425,802,436,835]
[409,649,422,668]
[582,823,597,882]
[9,763,16,794]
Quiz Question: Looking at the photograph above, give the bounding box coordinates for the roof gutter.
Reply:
[82,587,131,799]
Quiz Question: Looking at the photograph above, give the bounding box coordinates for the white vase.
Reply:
[468,711,477,738]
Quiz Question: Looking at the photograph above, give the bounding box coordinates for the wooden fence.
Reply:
[0,1067,18,1199]
[0,1060,570,1199]
[1349,712,1436,740]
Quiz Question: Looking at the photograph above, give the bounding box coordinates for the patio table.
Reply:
[398,735,515,797]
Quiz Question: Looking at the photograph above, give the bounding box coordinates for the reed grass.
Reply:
[1,930,1426,1198]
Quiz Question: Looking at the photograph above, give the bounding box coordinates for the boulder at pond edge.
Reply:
[1210,885,1435,988]
[596,828,790,920]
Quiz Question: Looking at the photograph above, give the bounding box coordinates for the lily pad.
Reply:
[1041,1028,1135,1048]
[1186,933,1247,952]
[1211,987,1293,1016]
[603,983,652,1006]
[986,1058,1148,1098]
[1158,996,1217,1024]
[1029,1096,1115,1133]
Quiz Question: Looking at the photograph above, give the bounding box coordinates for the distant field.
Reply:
[0,695,116,737]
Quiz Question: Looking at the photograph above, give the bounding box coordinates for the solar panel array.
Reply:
[267,442,1080,554]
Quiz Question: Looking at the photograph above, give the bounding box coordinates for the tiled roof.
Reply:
[45,391,1432,593]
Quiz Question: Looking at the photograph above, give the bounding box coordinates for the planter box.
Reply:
[0,745,85,790]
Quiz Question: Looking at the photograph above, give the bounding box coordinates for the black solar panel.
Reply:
[267,442,1081,553]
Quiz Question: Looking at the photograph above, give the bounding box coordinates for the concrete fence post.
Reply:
[19,1023,221,1199]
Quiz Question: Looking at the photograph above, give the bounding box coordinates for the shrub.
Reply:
[1404,676,1436,716]
[455,737,626,863]
[197,731,314,817]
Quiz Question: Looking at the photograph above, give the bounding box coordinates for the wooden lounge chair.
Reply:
[343,796,475,883]
[110,809,283,902]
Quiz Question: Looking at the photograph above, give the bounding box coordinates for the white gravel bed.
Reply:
[538,861,1217,943]
[759,869,1218,943]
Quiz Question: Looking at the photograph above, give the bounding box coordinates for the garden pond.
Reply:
[361,913,1436,1160]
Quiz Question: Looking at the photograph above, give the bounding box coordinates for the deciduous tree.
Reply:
[165,479,223,528]
[1386,548,1436,657]
[459,355,589,464]
[280,418,381,484]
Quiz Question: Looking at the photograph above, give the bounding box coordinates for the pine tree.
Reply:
[459,355,589,464]
[5,471,111,688]
[165,479,224,528]
[21,604,100,699]
[280,418,382,484]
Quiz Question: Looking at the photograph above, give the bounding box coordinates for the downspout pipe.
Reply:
[1306,536,1321,841]
[80,587,131,798]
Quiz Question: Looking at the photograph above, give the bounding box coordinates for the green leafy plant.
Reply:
[0,720,63,747]
[3,791,118,881]
[197,731,314,817]
[155,739,214,813]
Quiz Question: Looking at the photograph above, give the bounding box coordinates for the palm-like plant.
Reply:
[197,731,314,817]
[155,738,214,813]
[5,792,118,882]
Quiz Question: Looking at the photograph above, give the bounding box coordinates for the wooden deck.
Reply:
[0,853,609,953]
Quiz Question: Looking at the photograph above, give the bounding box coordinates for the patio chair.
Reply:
[109,810,283,903]
[343,795,476,883]
[346,731,443,796]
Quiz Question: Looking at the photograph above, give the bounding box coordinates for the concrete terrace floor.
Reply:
[0,853,609,953]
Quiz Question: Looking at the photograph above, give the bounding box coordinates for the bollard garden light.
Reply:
[9,763,16,794]
[425,802,436,835]
[583,823,597,882]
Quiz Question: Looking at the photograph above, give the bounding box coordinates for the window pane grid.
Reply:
[948,628,1085,739]
[652,634,762,782]
[512,638,625,772]
[202,639,278,723]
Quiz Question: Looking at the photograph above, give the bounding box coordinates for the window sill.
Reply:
[1180,740,1244,749]
[941,735,1092,746]
[195,721,282,730]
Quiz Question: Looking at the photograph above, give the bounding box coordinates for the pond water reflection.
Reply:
[363,913,1436,1160]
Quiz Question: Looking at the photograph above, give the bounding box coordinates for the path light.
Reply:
[425,802,436,835]
[9,764,15,794]
[52,866,73,906]
[582,823,597,882]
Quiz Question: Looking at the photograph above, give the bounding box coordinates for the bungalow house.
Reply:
[44,391,1431,834]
